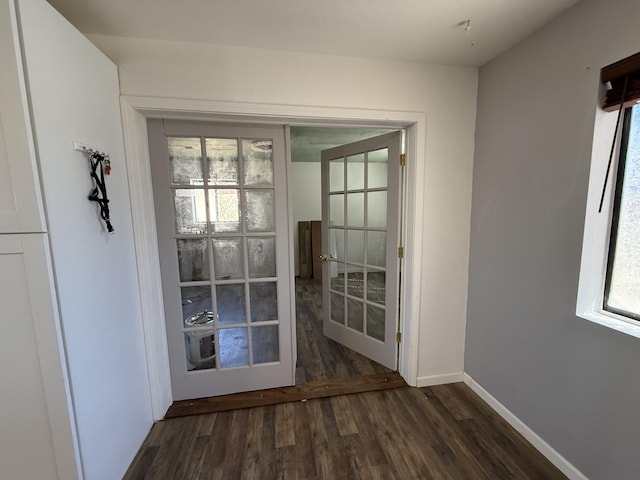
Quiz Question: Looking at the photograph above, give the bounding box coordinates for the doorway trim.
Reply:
[120,95,426,420]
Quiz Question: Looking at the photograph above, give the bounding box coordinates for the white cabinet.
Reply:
[0,0,154,477]
[0,0,46,234]
[0,2,75,475]
[0,234,79,480]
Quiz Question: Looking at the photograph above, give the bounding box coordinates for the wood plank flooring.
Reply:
[124,383,567,480]
[294,278,391,384]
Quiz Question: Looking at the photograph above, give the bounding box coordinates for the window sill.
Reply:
[577,309,640,339]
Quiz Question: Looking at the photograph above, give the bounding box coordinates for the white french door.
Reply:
[321,131,402,370]
[148,119,293,400]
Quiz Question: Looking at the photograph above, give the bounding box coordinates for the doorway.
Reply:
[121,96,425,419]
[290,126,401,385]
[148,120,404,401]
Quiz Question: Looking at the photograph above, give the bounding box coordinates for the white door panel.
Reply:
[149,119,294,400]
[0,234,79,480]
[321,131,401,369]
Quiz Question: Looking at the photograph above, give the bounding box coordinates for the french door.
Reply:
[321,131,402,370]
[148,120,293,400]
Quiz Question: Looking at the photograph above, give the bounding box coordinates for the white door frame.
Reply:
[120,95,426,420]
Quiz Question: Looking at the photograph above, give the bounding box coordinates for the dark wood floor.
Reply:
[124,382,567,480]
[129,281,565,478]
[294,278,391,384]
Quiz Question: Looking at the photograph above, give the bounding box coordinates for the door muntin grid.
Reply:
[327,147,388,341]
[168,136,280,372]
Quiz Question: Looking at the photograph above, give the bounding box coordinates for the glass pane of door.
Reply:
[212,238,244,280]
[206,138,239,185]
[181,286,212,326]
[215,284,246,325]
[176,238,209,282]
[252,325,279,364]
[168,137,203,185]
[174,189,207,234]
[368,148,388,189]
[243,139,274,185]
[346,153,365,190]
[329,157,344,192]
[185,330,216,371]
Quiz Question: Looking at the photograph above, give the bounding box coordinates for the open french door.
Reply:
[320,131,402,370]
[148,119,293,400]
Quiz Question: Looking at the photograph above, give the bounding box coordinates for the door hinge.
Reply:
[400,154,406,166]
[398,246,404,258]
[396,332,402,343]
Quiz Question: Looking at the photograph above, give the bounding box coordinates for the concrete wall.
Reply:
[92,35,479,381]
[466,0,640,478]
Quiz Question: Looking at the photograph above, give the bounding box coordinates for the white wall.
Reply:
[19,1,153,478]
[466,0,640,478]
[91,35,478,380]
[290,162,321,276]
[290,161,387,276]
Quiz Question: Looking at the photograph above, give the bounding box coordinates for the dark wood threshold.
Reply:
[164,371,407,418]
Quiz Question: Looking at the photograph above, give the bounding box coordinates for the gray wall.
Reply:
[466,0,640,478]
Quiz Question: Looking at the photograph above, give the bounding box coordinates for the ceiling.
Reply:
[47,0,578,67]
[290,127,395,162]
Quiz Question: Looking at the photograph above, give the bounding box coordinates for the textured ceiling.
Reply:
[47,0,578,67]
[290,127,396,162]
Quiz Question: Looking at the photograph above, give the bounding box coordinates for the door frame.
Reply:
[120,95,426,420]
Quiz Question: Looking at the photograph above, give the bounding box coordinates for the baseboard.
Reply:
[416,372,464,388]
[463,373,588,480]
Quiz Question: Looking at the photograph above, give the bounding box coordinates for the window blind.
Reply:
[602,52,640,111]
[598,52,640,212]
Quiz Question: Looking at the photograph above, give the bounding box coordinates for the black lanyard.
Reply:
[88,153,114,233]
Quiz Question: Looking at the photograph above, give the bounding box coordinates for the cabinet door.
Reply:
[0,0,46,233]
[0,234,79,480]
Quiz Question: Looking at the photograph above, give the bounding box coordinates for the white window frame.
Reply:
[576,104,640,338]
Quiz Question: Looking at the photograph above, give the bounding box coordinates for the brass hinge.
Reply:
[398,246,404,258]
[400,154,406,166]
[396,332,402,343]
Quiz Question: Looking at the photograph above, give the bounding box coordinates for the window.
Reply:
[576,52,640,338]
[604,104,640,320]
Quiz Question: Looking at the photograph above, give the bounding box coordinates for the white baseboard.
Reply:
[416,372,464,388]
[463,373,588,480]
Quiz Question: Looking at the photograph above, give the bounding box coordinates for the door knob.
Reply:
[319,254,336,262]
